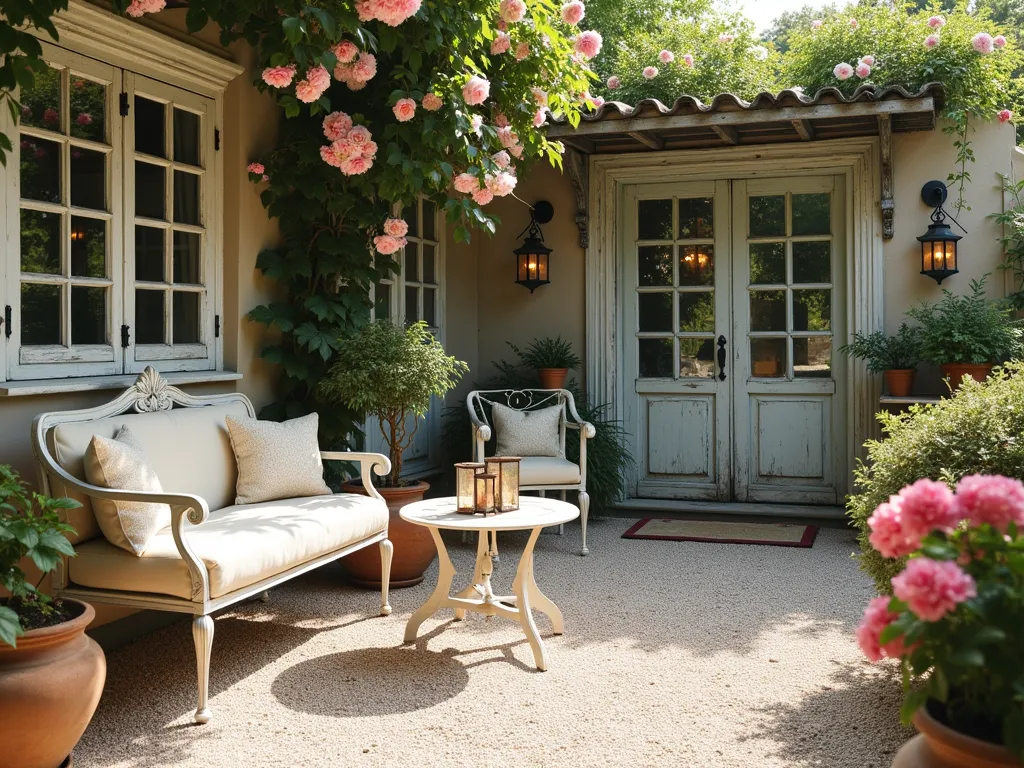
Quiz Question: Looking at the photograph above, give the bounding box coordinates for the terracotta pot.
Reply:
[941,363,993,390]
[341,480,433,588]
[537,368,568,389]
[885,369,916,397]
[892,704,1020,768]
[0,599,105,768]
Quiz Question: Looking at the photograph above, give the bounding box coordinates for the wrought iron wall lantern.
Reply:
[514,200,554,293]
[918,180,966,285]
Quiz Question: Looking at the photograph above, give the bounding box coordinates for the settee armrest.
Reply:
[320,451,391,502]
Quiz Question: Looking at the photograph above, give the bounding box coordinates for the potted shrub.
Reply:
[0,466,105,768]
[840,323,922,397]
[320,320,468,588]
[856,474,1024,768]
[508,336,583,390]
[905,275,1024,390]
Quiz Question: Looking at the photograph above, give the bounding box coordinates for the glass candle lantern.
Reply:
[474,473,496,514]
[485,457,521,512]
[455,462,486,513]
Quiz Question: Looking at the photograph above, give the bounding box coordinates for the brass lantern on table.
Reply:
[455,462,486,513]
[485,456,521,512]
[474,473,497,514]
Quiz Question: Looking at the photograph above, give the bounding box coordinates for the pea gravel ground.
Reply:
[75,519,911,768]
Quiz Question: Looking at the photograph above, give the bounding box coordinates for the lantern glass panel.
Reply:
[945,241,956,271]
[537,254,548,281]
[455,462,484,512]
[922,241,933,272]
[485,458,520,512]
[475,473,495,512]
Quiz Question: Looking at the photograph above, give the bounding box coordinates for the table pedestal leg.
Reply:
[526,550,564,635]
[512,527,547,671]
[454,531,489,620]
[403,527,454,643]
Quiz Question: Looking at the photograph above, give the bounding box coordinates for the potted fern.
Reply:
[840,323,922,397]
[509,336,583,390]
[319,320,468,587]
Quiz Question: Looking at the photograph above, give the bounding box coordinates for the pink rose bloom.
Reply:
[373,234,406,255]
[659,50,675,64]
[393,97,417,122]
[562,1,585,25]
[973,32,994,54]
[491,32,511,55]
[857,596,908,662]
[855,62,871,78]
[340,155,373,176]
[927,15,945,29]
[607,75,621,89]
[811,19,822,30]
[356,0,421,26]
[75,112,92,125]
[422,93,443,111]
[20,106,31,117]
[320,143,345,168]
[998,109,1013,123]
[323,111,353,141]
[718,33,734,43]
[994,35,1007,48]
[508,143,523,159]
[892,558,976,622]
[43,108,58,124]
[383,217,409,237]
[352,52,378,82]
[861,55,875,66]
[643,66,658,79]
[574,30,602,60]
[494,112,510,128]
[515,41,530,61]
[896,478,959,541]
[126,0,164,17]
[531,87,548,106]
[924,34,940,49]
[333,41,359,64]
[492,150,511,169]
[347,125,372,145]
[486,171,517,197]
[295,65,330,103]
[462,75,490,106]
[247,162,265,175]
[496,125,518,148]
[470,114,484,135]
[868,499,918,558]
[833,62,854,80]
[500,0,526,23]
[591,95,605,107]
[361,140,378,157]
[682,53,694,68]
[533,109,546,128]
[453,173,479,193]
[954,474,1024,531]
[472,188,494,206]
[849,18,859,29]
[262,65,297,89]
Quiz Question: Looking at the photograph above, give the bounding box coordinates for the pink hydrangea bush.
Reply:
[857,474,1024,755]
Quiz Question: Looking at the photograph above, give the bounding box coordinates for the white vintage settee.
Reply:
[30,368,394,724]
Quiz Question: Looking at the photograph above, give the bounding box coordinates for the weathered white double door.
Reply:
[622,176,847,505]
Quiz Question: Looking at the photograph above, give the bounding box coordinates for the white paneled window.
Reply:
[4,42,219,380]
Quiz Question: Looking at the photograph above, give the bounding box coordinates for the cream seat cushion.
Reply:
[518,457,581,485]
[492,403,563,458]
[68,494,388,599]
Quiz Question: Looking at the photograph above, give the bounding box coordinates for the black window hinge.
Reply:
[214,314,220,338]
[120,324,131,348]
[119,92,129,117]
[214,128,220,151]
[3,305,10,339]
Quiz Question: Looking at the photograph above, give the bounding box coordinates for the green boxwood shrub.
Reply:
[848,363,1024,593]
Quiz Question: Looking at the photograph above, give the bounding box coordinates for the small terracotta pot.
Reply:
[537,368,568,389]
[341,480,433,588]
[940,363,993,390]
[885,369,916,397]
[891,704,1020,768]
[0,599,106,768]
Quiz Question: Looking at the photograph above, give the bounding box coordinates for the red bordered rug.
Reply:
[622,518,818,548]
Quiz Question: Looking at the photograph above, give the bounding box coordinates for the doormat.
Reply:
[622,518,818,548]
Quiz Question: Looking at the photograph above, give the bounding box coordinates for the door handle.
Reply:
[717,335,727,381]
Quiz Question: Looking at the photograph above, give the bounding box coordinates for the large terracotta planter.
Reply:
[892,704,1020,768]
[537,368,568,389]
[0,599,106,768]
[941,363,993,390]
[885,369,916,397]
[341,480,433,588]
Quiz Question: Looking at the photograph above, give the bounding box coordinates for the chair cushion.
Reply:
[518,457,581,486]
[84,426,171,555]
[225,413,332,505]
[68,494,388,600]
[493,402,564,458]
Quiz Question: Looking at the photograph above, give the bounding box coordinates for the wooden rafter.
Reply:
[791,119,814,141]
[628,131,665,150]
[712,125,739,145]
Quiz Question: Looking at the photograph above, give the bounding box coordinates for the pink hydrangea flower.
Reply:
[811,19,822,30]
[383,217,409,237]
[607,75,621,89]
[531,87,548,106]
[682,53,695,68]
[323,111,353,141]
[659,49,675,64]
[453,173,479,193]
[561,1,585,25]
[422,93,443,111]
[994,35,1007,48]
[718,33,734,43]
[462,75,490,106]
[643,66,659,79]
[849,18,859,29]
[833,62,854,80]
[924,34,940,49]
[126,0,165,17]
[515,41,530,60]
[998,109,1013,123]
[973,32,994,54]
[856,62,871,78]
[927,15,945,29]
[491,32,511,55]
[295,65,330,103]
[355,0,421,26]
[75,112,92,125]
[393,97,417,122]
[857,596,908,662]
[492,150,511,169]
[472,188,494,206]
[574,30,602,60]
[373,234,406,254]
[486,171,517,197]
[333,41,359,64]
[868,499,917,558]
[500,0,527,23]
[247,162,265,175]
[954,474,1024,531]
[263,64,297,89]
[533,109,546,128]
[892,558,976,622]
[861,55,875,66]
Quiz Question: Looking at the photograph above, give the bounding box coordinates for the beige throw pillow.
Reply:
[84,426,171,556]
[225,413,332,505]
[493,402,564,458]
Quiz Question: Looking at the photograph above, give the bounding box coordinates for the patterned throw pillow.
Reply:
[225,413,332,505]
[84,425,171,555]
[492,402,564,458]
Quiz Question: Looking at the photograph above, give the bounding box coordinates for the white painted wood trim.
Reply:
[0,369,241,396]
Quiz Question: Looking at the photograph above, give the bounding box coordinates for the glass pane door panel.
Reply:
[793,241,830,283]
[678,292,714,332]
[638,199,672,240]
[135,97,166,157]
[173,108,200,165]
[750,242,784,284]
[172,232,201,283]
[679,338,715,377]
[135,162,165,219]
[71,286,106,344]
[794,337,832,378]
[20,66,62,131]
[639,338,673,378]
[21,284,61,345]
[135,227,164,281]
[678,197,713,238]
[751,338,786,378]
[70,78,106,142]
[20,210,62,274]
[679,245,713,286]
[135,289,165,344]
[749,196,785,236]
[172,292,200,343]
[173,171,200,225]
[792,193,830,235]
[793,289,831,331]
[21,138,62,203]
[638,292,673,332]
[750,290,786,332]
[638,246,672,286]
[70,148,106,210]
[70,217,105,278]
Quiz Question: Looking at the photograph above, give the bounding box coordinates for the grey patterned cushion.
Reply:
[492,402,563,458]
[84,425,171,556]
[225,413,332,505]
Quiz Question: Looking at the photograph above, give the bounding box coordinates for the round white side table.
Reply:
[400,496,579,671]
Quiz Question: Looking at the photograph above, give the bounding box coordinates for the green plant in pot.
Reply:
[840,323,922,397]
[508,336,583,390]
[905,275,1024,390]
[0,465,106,768]
[320,320,468,588]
